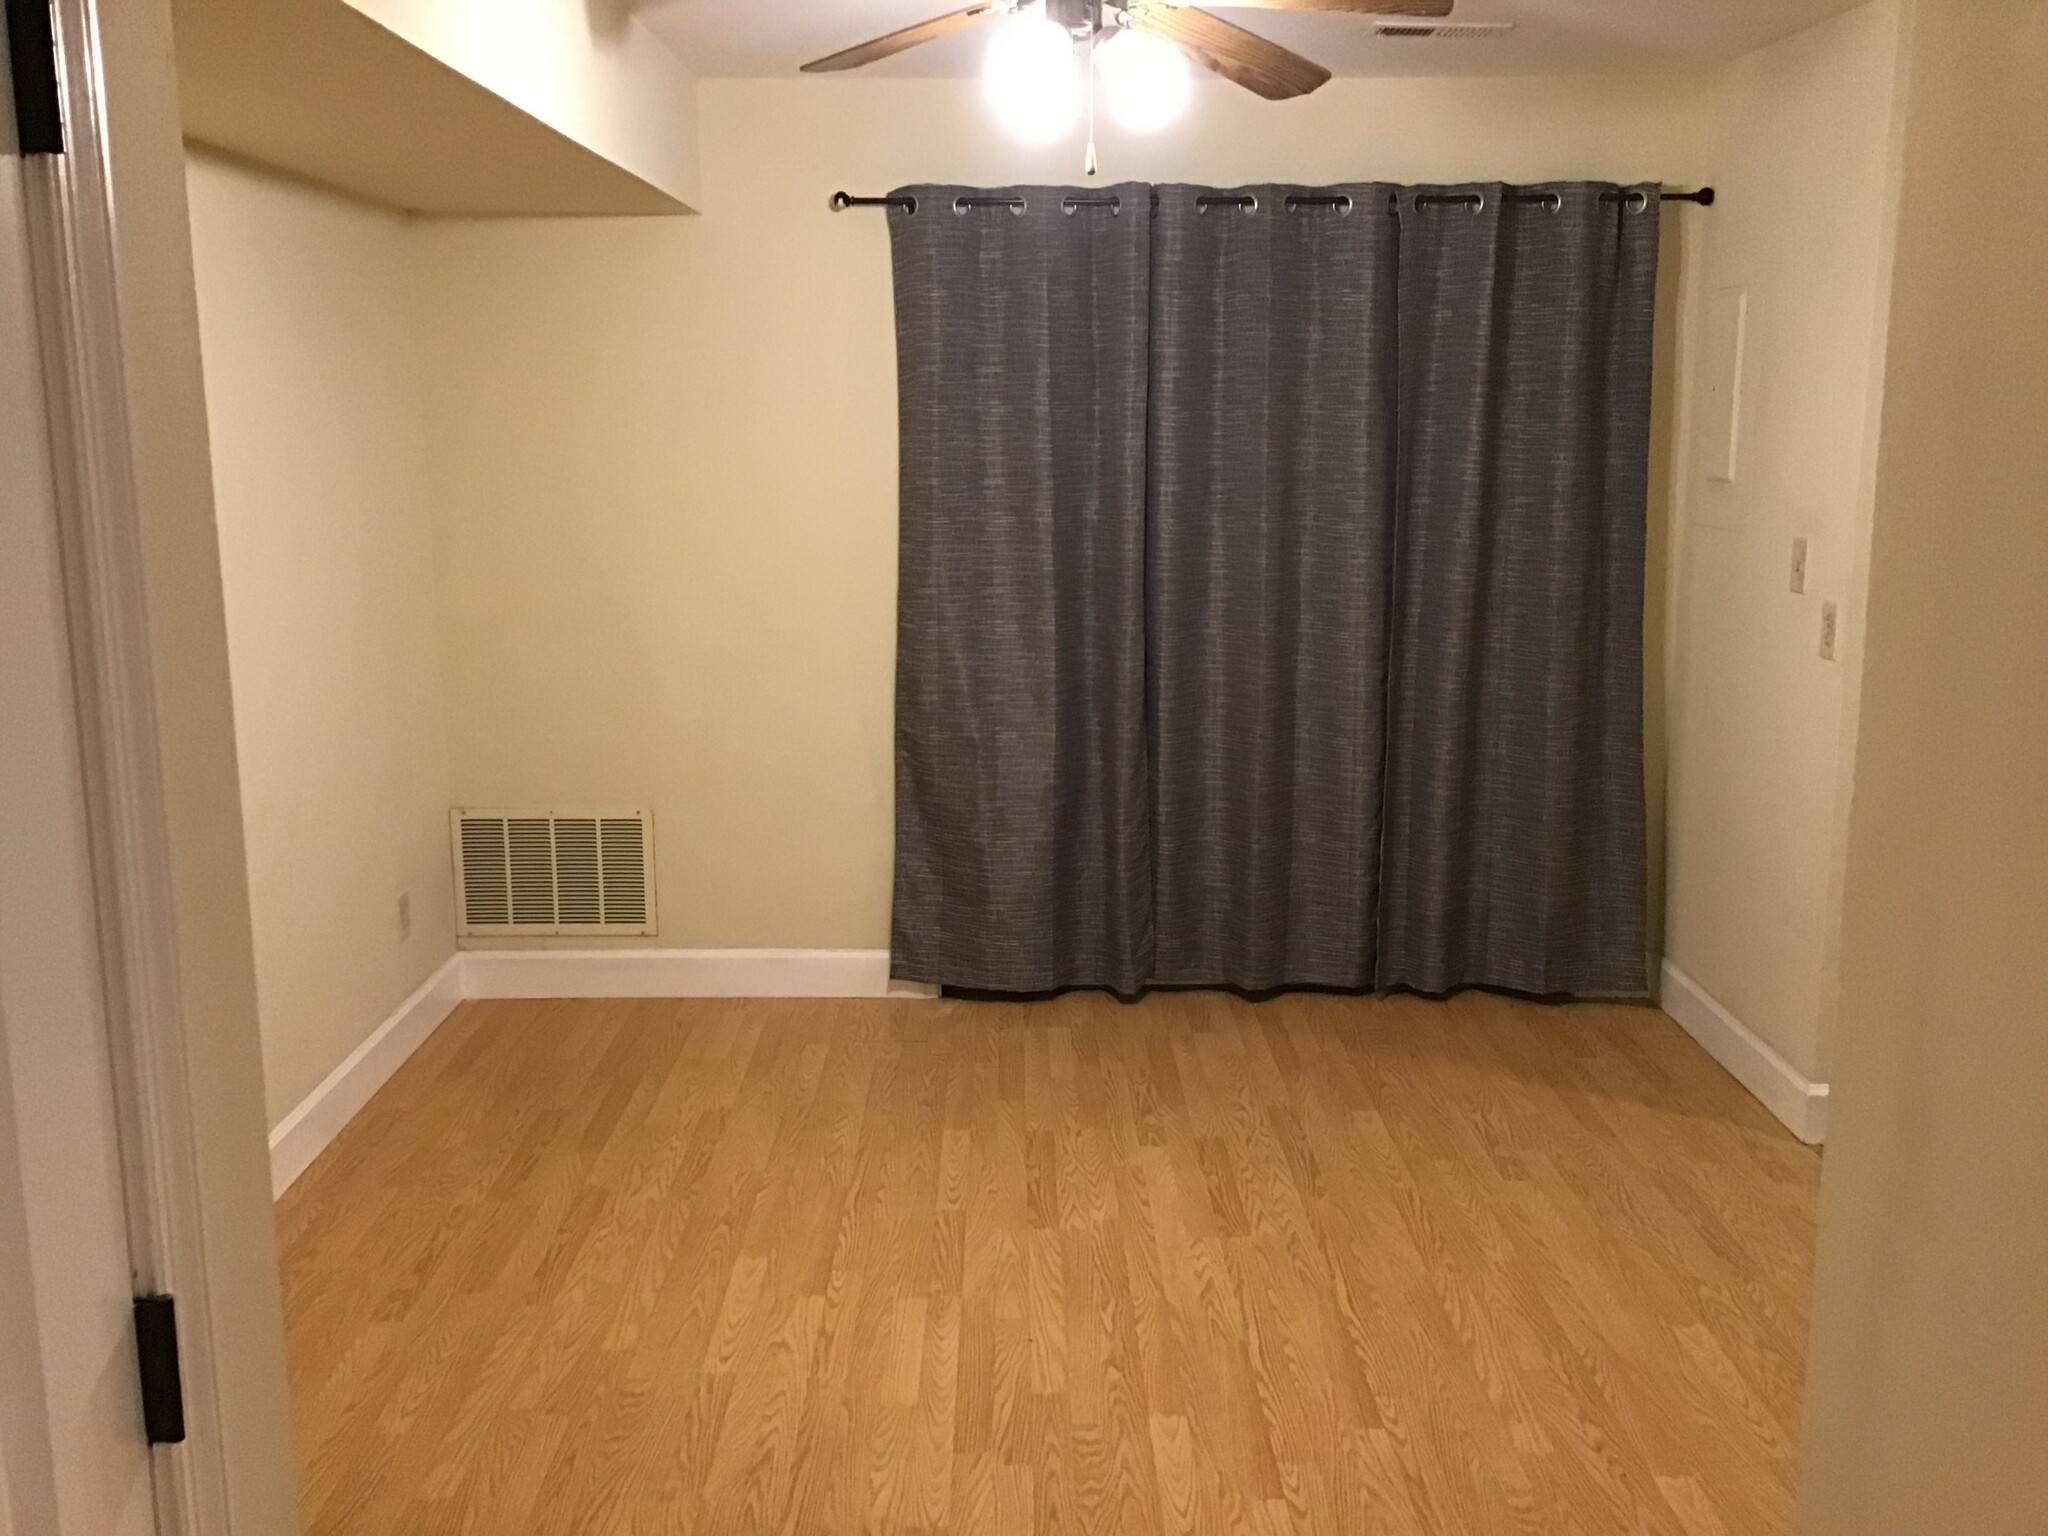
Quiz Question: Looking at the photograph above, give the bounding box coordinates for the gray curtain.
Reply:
[1148,185,1399,990]
[1376,183,1659,996]
[888,181,1658,999]
[888,185,1155,994]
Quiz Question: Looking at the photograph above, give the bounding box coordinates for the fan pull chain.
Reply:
[1084,24,1099,176]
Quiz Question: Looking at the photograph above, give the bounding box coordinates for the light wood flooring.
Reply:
[278,991,1819,1535]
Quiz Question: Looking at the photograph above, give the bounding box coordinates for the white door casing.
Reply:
[0,50,158,1536]
[3,0,294,1530]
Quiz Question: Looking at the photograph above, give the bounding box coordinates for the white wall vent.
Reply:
[452,809,656,936]
[1374,20,1515,39]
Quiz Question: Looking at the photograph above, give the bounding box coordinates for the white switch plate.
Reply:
[1819,601,1838,661]
[1791,537,1808,594]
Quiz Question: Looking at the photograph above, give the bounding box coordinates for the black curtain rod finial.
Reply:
[831,189,917,213]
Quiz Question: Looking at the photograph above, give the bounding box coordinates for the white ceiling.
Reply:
[640,0,1867,79]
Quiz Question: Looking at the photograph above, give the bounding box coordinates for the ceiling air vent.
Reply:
[452,809,656,936]
[1374,20,1516,39]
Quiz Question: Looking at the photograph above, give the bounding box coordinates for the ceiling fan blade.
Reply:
[1200,0,1451,11]
[800,3,1001,73]
[1129,6,1332,100]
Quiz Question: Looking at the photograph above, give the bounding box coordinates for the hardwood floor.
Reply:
[278,991,1820,1535]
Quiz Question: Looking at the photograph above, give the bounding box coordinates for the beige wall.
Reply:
[173,0,700,215]
[413,74,1710,948]
[1801,0,2048,1527]
[346,0,701,207]
[187,152,457,1127]
[1662,1,1902,1080]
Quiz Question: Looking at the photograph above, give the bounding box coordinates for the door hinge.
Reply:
[132,1294,187,1445]
[5,0,65,155]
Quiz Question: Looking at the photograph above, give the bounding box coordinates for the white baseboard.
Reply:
[460,947,935,1000]
[268,948,934,1196]
[270,949,1827,1195]
[1659,960,1829,1145]
[268,953,464,1197]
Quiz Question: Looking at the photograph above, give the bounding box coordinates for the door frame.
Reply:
[14,1,260,1531]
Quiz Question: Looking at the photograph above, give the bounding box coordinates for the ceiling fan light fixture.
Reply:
[982,5,1082,145]
[1095,26,1191,133]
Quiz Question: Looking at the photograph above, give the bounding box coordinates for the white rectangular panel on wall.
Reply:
[1691,286,1749,528]
[452,809,656,936]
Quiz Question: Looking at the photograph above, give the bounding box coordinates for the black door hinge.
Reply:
[132,1294,187,1445]
[6,0,64,155]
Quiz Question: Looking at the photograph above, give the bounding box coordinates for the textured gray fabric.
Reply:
[887,185,1155,993]
[887,180,1658,999]
[1148,185,1399,989]
[1376,183,1659,996]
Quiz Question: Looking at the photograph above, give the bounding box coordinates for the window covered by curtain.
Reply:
[887,181,1660,999]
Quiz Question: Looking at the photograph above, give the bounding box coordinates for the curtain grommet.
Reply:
[954,195,1028,216]
[1283,194,1353,216]
[1626,189,1651,213]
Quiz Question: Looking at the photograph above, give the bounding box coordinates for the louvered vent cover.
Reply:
[1374,20,1515,38]
[452,810,656,936]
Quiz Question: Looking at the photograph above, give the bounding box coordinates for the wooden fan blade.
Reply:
[1129,6,1332,100]
[800,3,1000,73]
[1205,0,1451,12]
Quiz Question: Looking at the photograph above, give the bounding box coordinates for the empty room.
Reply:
[2,1,2044,1534]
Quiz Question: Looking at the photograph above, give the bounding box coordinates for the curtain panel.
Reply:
[886,181,1660,1000]
[1148,185,1400,991]
[888,185,1156,994]
[1379,184,1659,996]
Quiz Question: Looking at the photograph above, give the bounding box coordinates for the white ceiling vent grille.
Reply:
[452,810,656,936]
[1374,20,1516,39]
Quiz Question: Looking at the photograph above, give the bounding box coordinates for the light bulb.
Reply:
[982,6,1081,146]
[1095,26,1191,133]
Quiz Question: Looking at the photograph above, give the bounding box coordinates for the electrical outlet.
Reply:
[397,889,412,940]
[1819,601,1838,661]
[1790,536,1808,594]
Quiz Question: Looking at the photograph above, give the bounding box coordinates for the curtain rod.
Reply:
[830,187,1715,215]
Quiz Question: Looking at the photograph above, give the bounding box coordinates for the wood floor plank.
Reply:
[279,992,1819,1534]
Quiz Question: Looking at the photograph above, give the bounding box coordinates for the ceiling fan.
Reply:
[801,0,1457,104]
